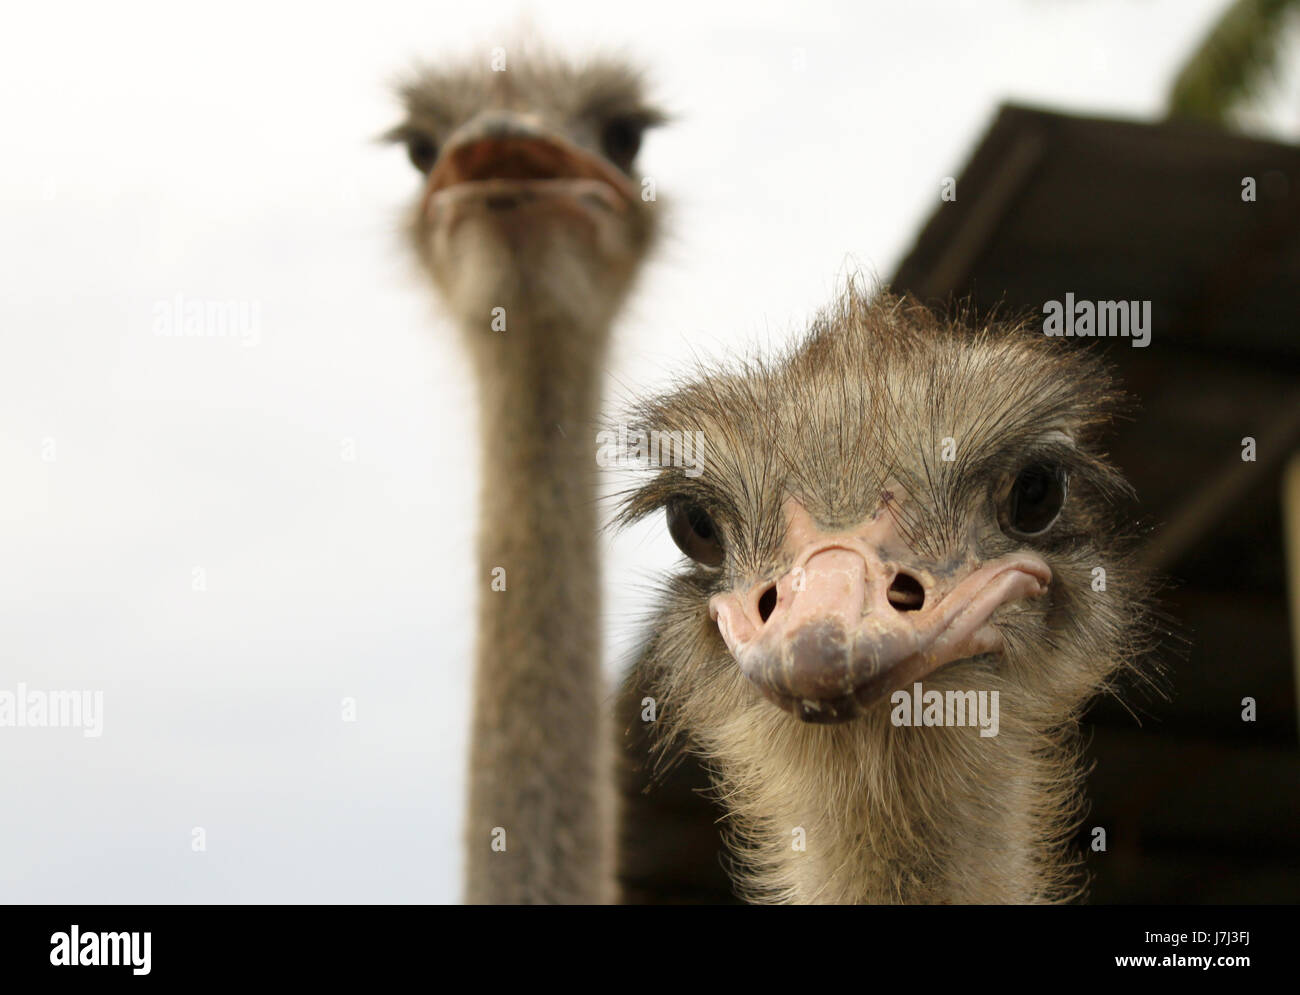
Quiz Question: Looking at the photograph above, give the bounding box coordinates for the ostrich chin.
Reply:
[709,497,1052,724]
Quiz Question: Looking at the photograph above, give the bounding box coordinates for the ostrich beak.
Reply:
[422,113,638,223]
[708,502,1052,724]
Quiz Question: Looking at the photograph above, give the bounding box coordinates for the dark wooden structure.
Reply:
[891,104,1300,902]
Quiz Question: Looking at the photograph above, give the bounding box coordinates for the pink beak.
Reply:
[708,504,1051,723]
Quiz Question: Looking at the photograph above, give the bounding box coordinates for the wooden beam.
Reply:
[1282,452,1300,742]
[909,129,1046,301]
[1139,402,1300,573]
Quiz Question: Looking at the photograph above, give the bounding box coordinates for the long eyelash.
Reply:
[968,441,1132,507]
[610,475,730,534]
[381,108,451,144]
[582,103,669,130]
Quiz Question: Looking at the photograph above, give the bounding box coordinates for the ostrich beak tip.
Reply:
[724,555,1051,724]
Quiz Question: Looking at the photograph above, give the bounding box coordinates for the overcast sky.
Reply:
[2,0,1294,902]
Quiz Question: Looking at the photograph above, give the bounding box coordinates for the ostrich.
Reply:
[387,48,665,903]
[615,285,1151,904]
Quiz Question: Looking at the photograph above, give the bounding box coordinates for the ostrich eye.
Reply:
[600,117,644,173]
[666,501,723,567]
[1001,464,1068,538]
[405,134,439,174]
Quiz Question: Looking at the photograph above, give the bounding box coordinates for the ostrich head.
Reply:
[618,286,1151,903]
[386,48,664,337]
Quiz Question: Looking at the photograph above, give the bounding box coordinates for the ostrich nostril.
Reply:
[887,572,926,612]
[757,584,778,623]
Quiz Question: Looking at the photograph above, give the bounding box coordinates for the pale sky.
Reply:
[1,0,1291,902]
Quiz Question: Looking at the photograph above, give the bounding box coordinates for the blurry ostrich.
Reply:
[387,45,664,904]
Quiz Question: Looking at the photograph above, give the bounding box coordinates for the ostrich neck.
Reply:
[790,763,1036,904]
[713,719,1065,904]
[462,311,613,904]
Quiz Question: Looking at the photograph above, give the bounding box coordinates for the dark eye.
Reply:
[405,134,439,174]
[600,117,644,173]
[666,501,723,567]
[1001,464,1068,537]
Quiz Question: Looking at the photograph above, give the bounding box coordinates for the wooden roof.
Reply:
[891,104,1300,903]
